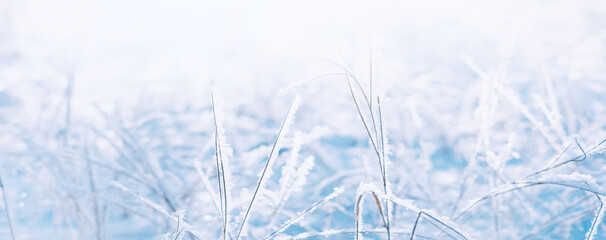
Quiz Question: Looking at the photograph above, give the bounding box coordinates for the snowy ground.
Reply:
[1,0,606,239]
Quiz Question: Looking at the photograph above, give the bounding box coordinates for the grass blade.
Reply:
[0,171,15,240]
[235,95,302,240]
[263,187,343,240]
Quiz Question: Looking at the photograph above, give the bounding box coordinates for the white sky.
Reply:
[1,0,605,108]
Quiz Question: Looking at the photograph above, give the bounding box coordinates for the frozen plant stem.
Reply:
[86,156,103,240]
[235,96,301,240]
[585,194,604,240]
[344,52,391,239]
[111,181,201,239]
[410,211,468,240]
[455,138,606,220]
[263,187,343,240]
[355,191,387,240]
[377,92,390,240]
[0,171,15,240]
[194,161,222,218]
[370,49,391,239]
[211,91,229,240]
[346,77,382,164]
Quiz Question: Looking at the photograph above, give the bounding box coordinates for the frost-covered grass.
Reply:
[2,55,606,239]
[1,1,606,239]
